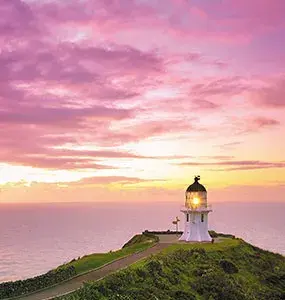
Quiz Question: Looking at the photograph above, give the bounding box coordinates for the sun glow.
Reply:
[0,163,89,185]
[192,197,200,205]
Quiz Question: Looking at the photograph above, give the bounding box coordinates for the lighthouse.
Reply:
[179,176,212,242]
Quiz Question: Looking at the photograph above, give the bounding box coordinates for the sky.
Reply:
[0,0,285,203]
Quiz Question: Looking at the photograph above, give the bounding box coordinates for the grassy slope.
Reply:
[132,237,240,269]
[60,237,285,300]
[0,234,157,300]
[59,234,156,275]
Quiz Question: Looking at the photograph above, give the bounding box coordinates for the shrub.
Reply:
[76,283,102,300]
[135,268,148,279]
[219,259,239,274]
[109,295,132,300]
[256,287,285,300]
[0,266,76,299]
[143,230,183,235]
[170,249,193,263]
[209,230,218,238]
[171,290,197,300]
[146,260,163,276]
[193,269,246,300]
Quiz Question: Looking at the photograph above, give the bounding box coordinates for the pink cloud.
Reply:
[3,156,115,170]
[250,117,280,128]
[0,0,284,196]
[72,176,165,186]
[187,0,285,34]
[25,0,255,45]
[227,0,285,29]
[191,76,250,97]
[86,119,196,147]
[179,160,285,171]
[216,116,281,137]
[192,99,220,110]
[0,105,132,125]
[166,52,229,71]
[253,76,285,107]
[0,120,198,171]
[0,0,38,38]
[215,142,242,150]
[4,0,285,52]
[1,42,163,84]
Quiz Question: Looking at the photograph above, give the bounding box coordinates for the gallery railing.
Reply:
[180,204,212,211]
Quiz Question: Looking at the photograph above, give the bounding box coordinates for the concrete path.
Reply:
[17,243,170,300]
[155,234,181,243]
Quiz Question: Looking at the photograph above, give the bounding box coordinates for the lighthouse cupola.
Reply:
[185,175,207,209]
[179,176,212,242]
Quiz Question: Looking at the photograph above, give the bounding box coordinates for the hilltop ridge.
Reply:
[58,232,285,300]
[1,232,284,300]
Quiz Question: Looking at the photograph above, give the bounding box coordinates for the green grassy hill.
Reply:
[60,233,157,275]
[60,236,285,300]
[0,234,157,299]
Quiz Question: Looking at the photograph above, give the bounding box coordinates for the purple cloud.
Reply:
[72,176,165,186]
[253,77,285,107]
[0,105,132,125]
[0,0,38,38]
[179,160,285,171]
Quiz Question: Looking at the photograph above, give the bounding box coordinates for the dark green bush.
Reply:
[146,259,163,276]
[0,266,76,299]
[219,259,239,274]
[76,283,102,300]
[135,268,148,279]
[209,230,218,238]
[193,268,246,300]
[265,271,285,285]
[256,287,285,300]
[143,230,183,235]
[109,295,132,300]
[171,290,197,300]
[192,264,214,277]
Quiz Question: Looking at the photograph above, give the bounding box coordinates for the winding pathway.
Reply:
[17,243,170,300]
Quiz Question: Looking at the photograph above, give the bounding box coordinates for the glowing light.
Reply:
[193,197,199,205]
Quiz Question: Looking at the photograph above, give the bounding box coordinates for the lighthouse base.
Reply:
[179,228,212,242]
[179,209,212,242]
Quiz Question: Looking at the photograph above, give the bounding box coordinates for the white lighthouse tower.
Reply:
[179,176,212,242]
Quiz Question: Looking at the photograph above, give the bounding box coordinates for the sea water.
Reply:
[0,201,284,282]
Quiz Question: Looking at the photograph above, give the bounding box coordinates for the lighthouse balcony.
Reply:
[180,204,212,212]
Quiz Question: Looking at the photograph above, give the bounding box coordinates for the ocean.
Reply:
[0,201,284,283]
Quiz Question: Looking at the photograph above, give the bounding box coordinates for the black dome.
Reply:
[186,176,207,192]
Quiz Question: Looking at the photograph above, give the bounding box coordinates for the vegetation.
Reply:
[64,233,157,274]
[0,233,157,299]
[208,230,235,239]
[59,237,285,300]
[143,230,183,235]
[0,266,76,300]
[122,233,159,248]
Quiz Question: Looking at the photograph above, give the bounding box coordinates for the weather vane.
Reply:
[172,216,180,233]
[194,175,200,182]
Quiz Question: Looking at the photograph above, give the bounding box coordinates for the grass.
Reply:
[162,237,241,253]
[132,237,241,268]
[122,233,159,248]
[0,233,157,300]
[59,236,285,300]
[59,234,156,275]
